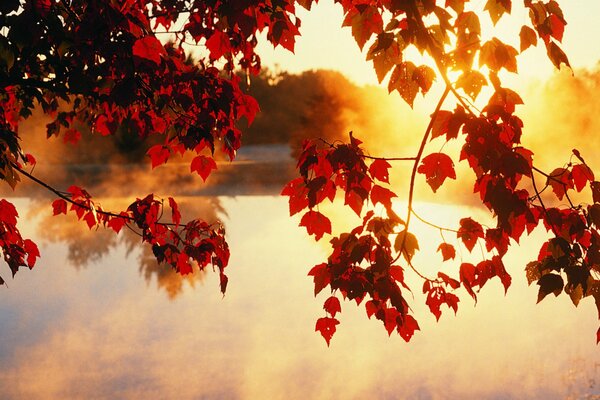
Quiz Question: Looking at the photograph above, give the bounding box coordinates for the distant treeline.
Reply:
[239,69,365,151]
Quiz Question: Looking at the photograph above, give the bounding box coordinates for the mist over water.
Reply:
[0,197,599,399]
[2,67,600,398]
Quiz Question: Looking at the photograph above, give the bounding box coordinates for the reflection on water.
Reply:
[0,196,599,399]
[25,196,228,299]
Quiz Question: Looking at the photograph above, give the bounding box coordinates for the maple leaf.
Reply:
[546,41,570,70]
[190,155,218,182]
[437,243,456,261]
[571,164,594,192]
[0,199,18,225]
[537,273,564,303]
[23,239,40,268]
[300,210,332,241]
[206,30,231,60]
[457,218,484,252]
[132,36,166,65]
[107,214,128,233]
[315,317,339,346]
[394,230,419,261]
[456,70,487,100]
[417,153,456,192]
[168,197,181,226]
[147,145,170,169]
[519,25,537,52]
[388,62,420,107]
[281,178,309,216]
[369,159,391,183]
[546,167,573,200]
[51,199,67,215]
[308,263,330,296]
[370,185,396,208]
[343,5,383,50]
[323,296,342,317]
[397,314,420,342]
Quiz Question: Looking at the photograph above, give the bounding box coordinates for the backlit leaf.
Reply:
[132,36,165,65]
[300,210,332,241]
[315,317,339,346]
[456,70,487,100]
[417,153,456,193]
[519,25,537,52]
[394,229,419,261]
[190,155,217,182]
[437,243,456,261]
[324,296,342,317]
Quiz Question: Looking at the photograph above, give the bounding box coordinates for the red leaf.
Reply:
[437,243,456,261]
[133,36,165,64]
[94,114,114,136]
[370,184,396,208]
[460,262,477,301]
[344,190,364,216]
[23,239,40,268]
[281,178,309,216]
[83,211,97,229]
[571,164,594,192]
[220,272,228,294]
[431,110,452,140]
[24,153,36,165]
[177,252,193,275]
[237,94,260,125]
[147,145,170,169]
[107,214,128,233]
[397,314,420,342]
[315,317,339,346]
[438,272,460,289]
[323,296,341,317]
[369,159,391,183]
[308,263,330,296]
[417,153,456,192]
[206,30,231,60]
[63,128,81,144]
[365,300,378,319]
[0,199,18,225]
[299,210,332,241]
[457,217,484,252]
[52,199,68,216]
[547,167,573,200]
[168,197,181,226]
[190,155,217,182]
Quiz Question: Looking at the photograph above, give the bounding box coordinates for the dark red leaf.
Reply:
[168,197,181,226]
[315,317,339,346]
[457,217,484,252]
[52,199,68,216]
[133,36,165,64]
[324,296,341,317]
[299,210,332,241]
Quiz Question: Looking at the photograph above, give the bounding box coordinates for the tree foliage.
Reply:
[1,0,599,345]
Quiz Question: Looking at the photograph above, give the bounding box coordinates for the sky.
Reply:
[257,0,600,87]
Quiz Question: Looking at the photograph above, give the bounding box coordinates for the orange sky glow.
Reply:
[257,0,600,88]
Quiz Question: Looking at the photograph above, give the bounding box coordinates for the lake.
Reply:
[0,191,599,399]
